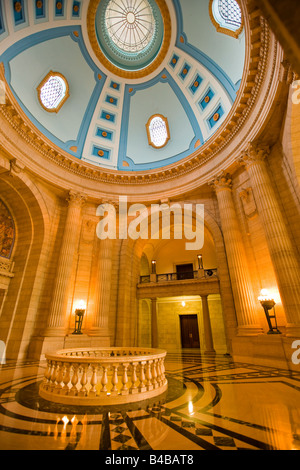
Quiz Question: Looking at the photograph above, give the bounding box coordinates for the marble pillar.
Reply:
[89,238,113,345]
[212,173,262,336]
[201,295,215,354]
[240,144,300,337]
[151,298,158,348]
[44,191,86,339]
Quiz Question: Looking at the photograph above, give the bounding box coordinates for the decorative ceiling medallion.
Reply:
[87,0,172,79]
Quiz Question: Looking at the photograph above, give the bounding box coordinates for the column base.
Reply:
[204,350,216,355]
[28,335,66,360]
[285,323,300,337]
[64,334,110,348]
[237,325,263,336]
[231,335,300,371]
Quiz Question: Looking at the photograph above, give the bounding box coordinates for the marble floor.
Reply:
[0,351,300,451]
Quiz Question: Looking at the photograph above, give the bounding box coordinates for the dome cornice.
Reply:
[0,0,286,200]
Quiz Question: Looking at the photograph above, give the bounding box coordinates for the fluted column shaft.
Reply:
[201,295,215,354]
[45,191,85,336]
[151,298,158,348]
[89,238,113,339]
[241,145,300,336]
[213,174,262,336]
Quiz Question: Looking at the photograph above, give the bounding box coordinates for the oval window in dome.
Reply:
[210,0,243,38]
[37,72,69,113]
[146,114,170,149]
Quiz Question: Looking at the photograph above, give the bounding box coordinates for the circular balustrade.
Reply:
[39,347,168,405]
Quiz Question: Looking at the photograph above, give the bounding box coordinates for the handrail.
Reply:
[39,347,168,405]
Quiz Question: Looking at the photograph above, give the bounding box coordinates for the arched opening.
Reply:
[137,227,228,354]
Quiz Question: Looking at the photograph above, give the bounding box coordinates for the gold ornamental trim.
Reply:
[86,0,172,80]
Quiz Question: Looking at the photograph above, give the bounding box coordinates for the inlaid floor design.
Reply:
[0,351,300,450]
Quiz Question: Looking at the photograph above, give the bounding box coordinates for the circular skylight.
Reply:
[95,0,164,72]
[105,0,155,53]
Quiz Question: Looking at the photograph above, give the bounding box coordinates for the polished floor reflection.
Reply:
[0,351,300,450]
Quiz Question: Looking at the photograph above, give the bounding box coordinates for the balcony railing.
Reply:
[39,347,168,406]
[140,269,218,284]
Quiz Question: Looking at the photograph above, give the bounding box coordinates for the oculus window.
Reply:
[37,72,69,112]
[146,114,170,149]
[105,0,155,53]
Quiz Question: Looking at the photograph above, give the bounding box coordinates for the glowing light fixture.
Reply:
[72,300,86,335]
[258,289,281,335]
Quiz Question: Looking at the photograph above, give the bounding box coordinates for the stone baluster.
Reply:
[211,173,262,336]
[70,364,79,396]
[50,362,57,391]
[111,365,119,395]
[131,363,138,394]
[79,364,88,396]
[62,363,71,394]
[101,365,108,393]
[55,362,63,392]
[139,361,146,392]
[146,360,153,390]
[152,360,158,389]
[121,364,129,395]
[240,144,300,337]
[90,366,98,397]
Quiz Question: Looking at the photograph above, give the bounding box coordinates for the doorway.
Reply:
[176,263,194,280]
[180,314,200,348]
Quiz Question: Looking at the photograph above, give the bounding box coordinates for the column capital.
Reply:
[239,143,270,169]
[209,172,233,193]
[67,190,87,208]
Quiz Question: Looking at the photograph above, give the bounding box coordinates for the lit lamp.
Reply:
[73,300,86,335]
[151,260,157,274]
[258,290,281,335]
[197,254,203,269]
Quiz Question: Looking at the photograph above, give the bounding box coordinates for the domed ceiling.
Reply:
[0,0,245,172]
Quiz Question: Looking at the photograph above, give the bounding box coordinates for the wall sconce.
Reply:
[151,260,157,274]
[258,290,281,335]
[72,300,86,335]
[197,254,203,269]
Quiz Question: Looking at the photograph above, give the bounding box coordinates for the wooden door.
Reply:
[180,314,200,348]
[176,263,194,280]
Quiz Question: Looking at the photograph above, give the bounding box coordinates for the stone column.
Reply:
[151,298,158,348]
[45,191,86,337]
[211,173,262,336]
[89,238,113,345]
[240,144,300,337]
[201,295,215,354]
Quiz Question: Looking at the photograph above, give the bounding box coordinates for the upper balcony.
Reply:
[137,268,220,299]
